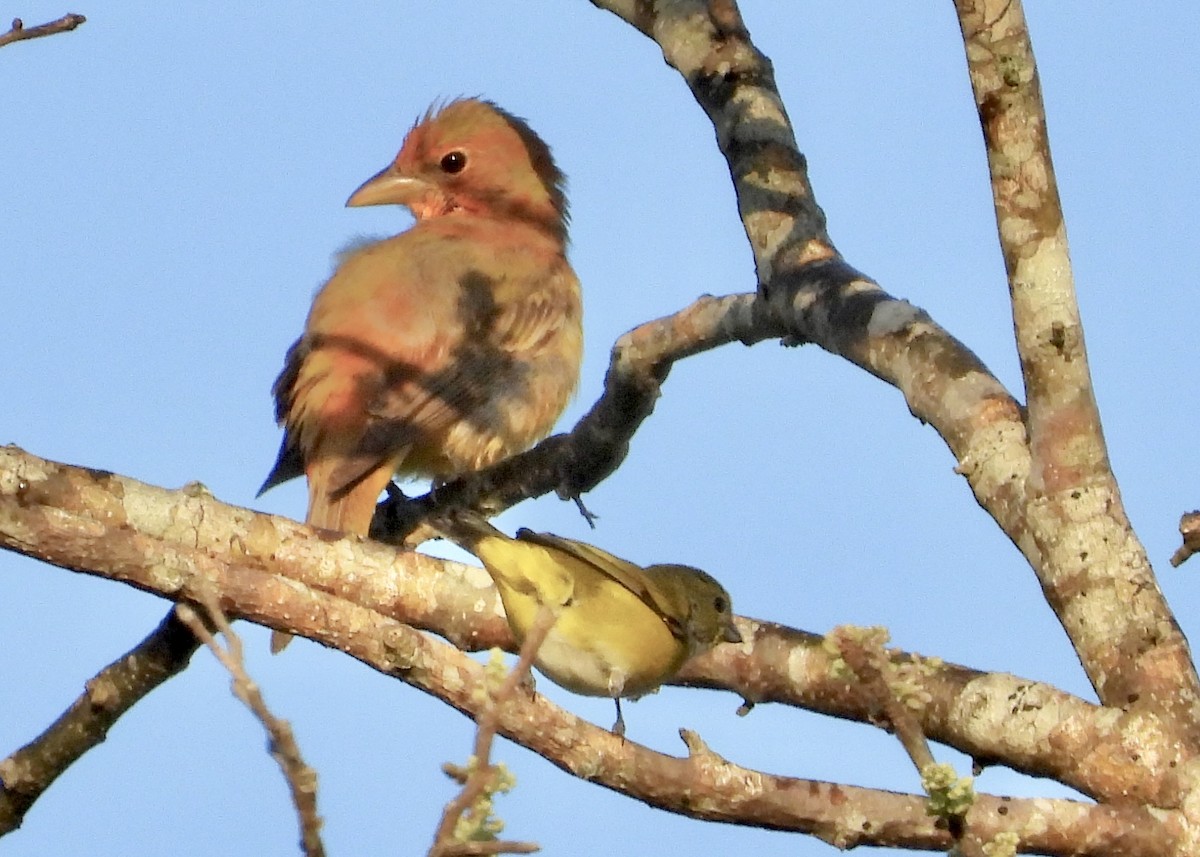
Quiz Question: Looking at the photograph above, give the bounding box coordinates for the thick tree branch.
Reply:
[4,445,1195,813]
[578,0,1034,566]
[380,0,1032,579]
[575,0,1199,752]
[0,607,199,834]
[682,619,1200,809]
[230,579,1184,854]
[0,13,85,49]
[951,0,1200,733]
[21,516,1158,855]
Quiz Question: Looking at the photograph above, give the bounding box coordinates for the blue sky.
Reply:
[4,2,1199,855]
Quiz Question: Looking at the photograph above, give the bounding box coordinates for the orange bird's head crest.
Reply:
[349,98,569,243]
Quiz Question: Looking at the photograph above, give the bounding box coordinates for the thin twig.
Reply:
[827,628,935,775]
[0,13,85,49]
[175,599,325,857]
[0,607,199,834]
[429,607,556,857]
[827,627,985,857]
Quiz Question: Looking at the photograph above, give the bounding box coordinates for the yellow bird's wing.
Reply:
[513,529,686,642]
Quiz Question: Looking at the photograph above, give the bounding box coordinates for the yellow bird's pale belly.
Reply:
[534,632,630,697]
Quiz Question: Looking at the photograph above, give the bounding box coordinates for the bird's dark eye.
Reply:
[714,595,728,613]
[440,151,467,174]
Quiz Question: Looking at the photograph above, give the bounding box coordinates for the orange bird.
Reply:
[260,98,583,544]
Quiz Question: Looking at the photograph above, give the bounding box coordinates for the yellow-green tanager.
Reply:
[438,514,742,733]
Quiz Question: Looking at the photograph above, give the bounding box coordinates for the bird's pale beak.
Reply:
[723,622,743,644]
[346,165,430,208]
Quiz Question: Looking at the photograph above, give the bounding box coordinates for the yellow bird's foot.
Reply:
[519,669,538,696]
[610,698,626,738]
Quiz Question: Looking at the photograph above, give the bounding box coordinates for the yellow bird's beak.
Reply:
[723,622,743,644]
[346,165,431,208]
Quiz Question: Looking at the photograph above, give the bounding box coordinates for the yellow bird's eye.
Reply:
[713,595,728,613]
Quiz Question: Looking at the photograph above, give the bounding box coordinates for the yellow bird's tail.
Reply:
[429,508,508,553]
[431,511,576,630]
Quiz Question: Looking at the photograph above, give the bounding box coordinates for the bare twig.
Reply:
[429,608,556,856]
[826,627,936,774]
[0,13,85,49]
[0,607,199,834]
[1171,511,1200,567]
[825,627,985,857]
[175,599,325,857]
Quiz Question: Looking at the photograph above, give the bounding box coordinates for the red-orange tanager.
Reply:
[259,100,583,633]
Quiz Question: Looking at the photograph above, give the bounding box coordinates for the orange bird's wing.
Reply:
[342,223,581,491]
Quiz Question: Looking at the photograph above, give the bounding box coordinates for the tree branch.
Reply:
[247,600,1187,856]
[118,545,1182,854]
[576,0,1035,559]
[0,608,199,834]
[685,617,1199,809]
[827,627,937,774]
[3,445,1189,812]
[369,293,773,546]
[0,13,85,49]
[373,0,1036,574]
[571,0,1199,751]
[951,0,1200,733]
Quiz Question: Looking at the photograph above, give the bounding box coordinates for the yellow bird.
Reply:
[437,514,742,734]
